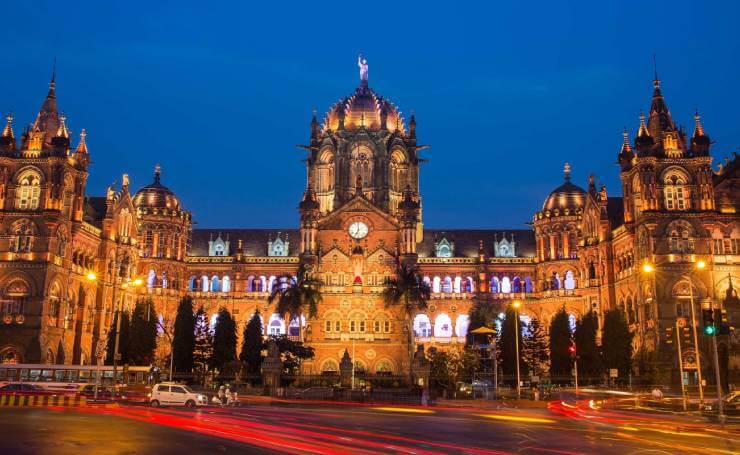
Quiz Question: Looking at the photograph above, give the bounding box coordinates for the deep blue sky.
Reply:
[1,1,738,229]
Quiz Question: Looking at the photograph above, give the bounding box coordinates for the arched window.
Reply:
[350,144,373,188]
[512,276,522,293]
[524,277,534,293]
[161,271,168,289]
[568,313,577,333]
[663,170,690,211]
[432,276,441,293]
[442,276,453,293]
[564,270,576,290]
[453,277,462,293]
[463,277,474,293]
[551,272,561,290]
[11,221,35,253]
[0,347,22,364]
[668,221,694,254]
[56,230,67,258]
[455,314,470,337]
[490,277,500,293]
[16,171,41,210]
[434,313,453,338]
[500,277,511,294]
[375,359,394,375]
[147,269,156,288]
[267,276,276,293]
[222,276,230,293]
[267,313,285,336]
[320,359,339,374]
[188,276,197,291]
[201,276,209,292]
[210,276,220,292]
[348,311,366,334]
[413,314,432,337]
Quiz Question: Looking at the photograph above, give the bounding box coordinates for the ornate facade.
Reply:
[0,60,738,383]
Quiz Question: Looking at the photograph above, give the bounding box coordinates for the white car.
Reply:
[149,382,206,408]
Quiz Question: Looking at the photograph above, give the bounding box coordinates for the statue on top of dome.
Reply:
[358,54,368,83]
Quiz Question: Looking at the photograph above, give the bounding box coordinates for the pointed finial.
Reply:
[652,54,660,89]
[693,109,705,137]
[2,112,13,139]
[122,173,129,188]
[56,111,69,138]
[154,163,161,183]
[75,128,88,153]
[637,110,649,137]
[564,162,571,181]
[621,126,632,152]
[50,57,57,89]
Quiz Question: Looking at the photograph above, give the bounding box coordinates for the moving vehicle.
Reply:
[0,383,69,396]
[149,382,206,408]
[77,384,124,401]
[0,363,154,394]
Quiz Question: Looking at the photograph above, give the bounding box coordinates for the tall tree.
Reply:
[172,296,196,373]
[382,264,431,381]
[497,306,528,384]
[267,264,322,342]
[266,335,315,375]
[240,311,264,377]
[601,309,633,380]
[522,317,549,375]
[192,306,212,376]
[549,307,573,381]
[105,310,130,365]
[574,311,601,381]
[127,299,158,365]
[210,307,237,372]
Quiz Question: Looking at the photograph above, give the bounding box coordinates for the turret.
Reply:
[690,109,711,156]
[634,110,653,154]
[398,185,420,260]
[299,184,319,258]
[0,112,15,154]
[617,127,634,170]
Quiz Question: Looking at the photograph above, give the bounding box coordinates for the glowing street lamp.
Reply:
[86,272,97,282]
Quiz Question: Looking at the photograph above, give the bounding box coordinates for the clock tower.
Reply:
[297,56,424,375]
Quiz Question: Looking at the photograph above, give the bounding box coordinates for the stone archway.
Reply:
[56,341,66,365]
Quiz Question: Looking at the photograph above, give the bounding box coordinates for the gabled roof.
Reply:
[190,229,299,257]
[418,229,536,258]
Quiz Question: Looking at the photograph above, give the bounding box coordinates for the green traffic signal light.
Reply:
[704,325,716,336]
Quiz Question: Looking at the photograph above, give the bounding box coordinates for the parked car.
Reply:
[77,384,124,401]
[703,391,740,416]
[149,382,206,408]
[0,383,64,396]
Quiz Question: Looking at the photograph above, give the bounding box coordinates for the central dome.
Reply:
[323,56,405,133]
[542,163,585,213]
[133,165,181,211]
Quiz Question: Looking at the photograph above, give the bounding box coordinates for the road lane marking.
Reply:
[474,414,555,424]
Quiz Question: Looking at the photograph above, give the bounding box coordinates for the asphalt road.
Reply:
[1,402,737,454]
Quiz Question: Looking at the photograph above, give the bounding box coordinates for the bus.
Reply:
[0,364,156,395]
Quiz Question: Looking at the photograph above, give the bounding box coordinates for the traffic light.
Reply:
[702,309,716,336]
[568,344,576,354]
[664,327,674,344]
[717,308,732,335]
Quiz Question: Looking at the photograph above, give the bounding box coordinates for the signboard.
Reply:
[531,375,540,383]
[609,369,618,378]
[682,348,698,370]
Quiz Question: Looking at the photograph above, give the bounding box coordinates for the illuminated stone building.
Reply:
[0,60,737,383]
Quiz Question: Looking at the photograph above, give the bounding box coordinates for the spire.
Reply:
[691,109,711,155]
[153,163,161,184]
[56,112,69,138]
[409,111,416,139]
[563,162,571,182]
[647,58,675,137]
[310,108,319,140]
[31,63,61,140]
[75,128,88,154]
[621,127,632,153]
[299,183,319,211]
[2,112,13,140]
[637,110,649,137]
[693,109,706,137]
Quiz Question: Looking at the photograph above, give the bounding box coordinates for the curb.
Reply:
[0,394,87,408]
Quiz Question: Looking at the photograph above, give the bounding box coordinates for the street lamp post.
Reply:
[674,319,688,411]
[512,300,522,400]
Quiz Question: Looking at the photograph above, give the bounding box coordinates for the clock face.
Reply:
[348,221,369,239]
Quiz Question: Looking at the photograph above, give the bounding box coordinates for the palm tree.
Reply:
[268,264,322,342]
[382,264,431,381]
